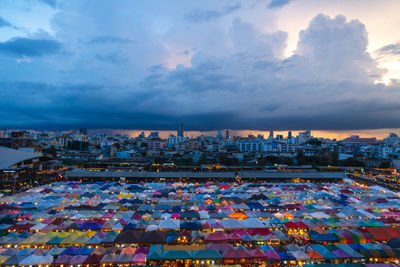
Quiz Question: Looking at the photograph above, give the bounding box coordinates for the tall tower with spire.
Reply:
[177,121,184,137]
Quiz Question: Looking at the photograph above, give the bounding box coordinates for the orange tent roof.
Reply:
[228,212,248,220]
[283,212,294,219]
[121,247,136,255]
[307,250,324,260]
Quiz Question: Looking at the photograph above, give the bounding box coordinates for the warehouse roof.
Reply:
[66,169,346,180]
[0,146,43,170]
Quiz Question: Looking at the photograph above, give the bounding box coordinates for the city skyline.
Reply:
[1,1,400,130]
[2,127,400,140]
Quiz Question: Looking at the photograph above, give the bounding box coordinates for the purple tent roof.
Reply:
[332,249,351,258]
[206,243,234,253]
[55,254,71,264]
[265,250,281,260]
[68,255,88,265]
[136,246,149,254]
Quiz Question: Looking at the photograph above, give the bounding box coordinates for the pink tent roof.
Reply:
[131,253,147,264]
[171,212,181,218]
[230,229,249,236]
[228,233,242,241]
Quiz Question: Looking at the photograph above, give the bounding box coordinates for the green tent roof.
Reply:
[192,250,222,259]
[163,250,192,260]
[147,245,163,261]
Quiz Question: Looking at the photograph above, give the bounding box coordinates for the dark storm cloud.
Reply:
[0,17,11,28]
[0,38,61,57]
[1,79,400,131]
[185,3,241,23]
[268,0,293,9]
[0,8,397,131]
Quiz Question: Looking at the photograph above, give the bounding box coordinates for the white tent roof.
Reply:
[158,218,180,230]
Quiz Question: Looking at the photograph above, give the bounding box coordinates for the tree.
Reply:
[338,157,365,167]
[199,153,207,164]
[140,142,148,148]
[307,138,322,146]
[330,151,339,166]
[379,161,391,168]
[42,145,57,158]
[263,155,280,165]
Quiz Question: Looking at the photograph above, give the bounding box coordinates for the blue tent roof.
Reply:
[310,234,339,242]
[77,246,94,255]
[62,246,80,255]
[181,220,202,230]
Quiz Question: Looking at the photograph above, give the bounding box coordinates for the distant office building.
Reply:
[79,128,88,135]
[225,130,230,139]
[168,135,188,147]
[288,131,292,139]
[149,132,159,139]
[343,135,376,145]
[269,131,274,138]
[177,122,184,137]
[217,131,222,139]
[0,137,33,150]
[145,139,166,151]
[297,130,311,144]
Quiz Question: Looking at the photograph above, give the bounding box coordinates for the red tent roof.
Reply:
[223,249,251,259]
[284,221,308,228]
[365,227,400,241]
[205,232,229,241]
[249,248,267,258]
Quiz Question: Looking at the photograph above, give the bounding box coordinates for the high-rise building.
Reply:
[288,131,292,139]
[297,130,312,144]
[177,122,184,137]
[269,130,274,138]
[149,132,159,139]
[225,130,230,139]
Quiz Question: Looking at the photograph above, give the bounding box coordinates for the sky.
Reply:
[1,0,400,133]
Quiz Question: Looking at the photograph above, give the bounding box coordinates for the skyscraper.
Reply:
[225,130,230,139]
[288,131,292,139]
[177,122,184,137]
[269,130,274,138]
